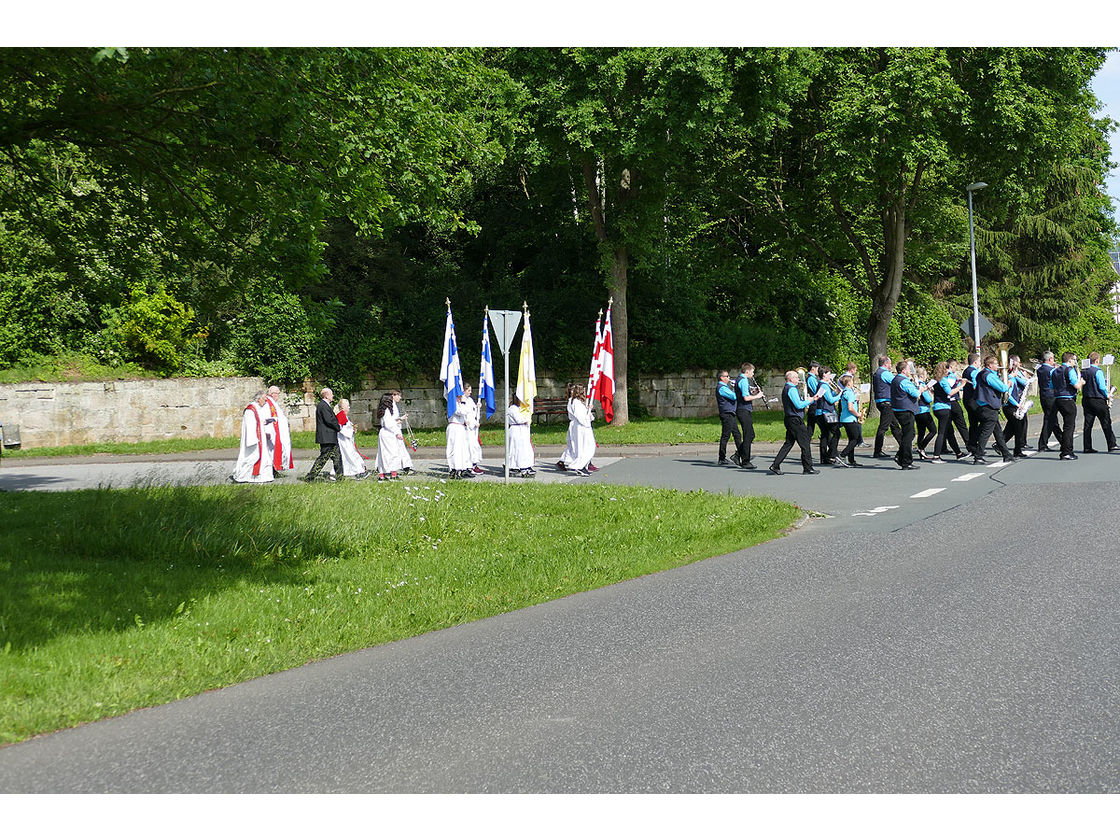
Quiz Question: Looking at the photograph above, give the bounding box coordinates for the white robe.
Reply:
[559,398,577,465]
[446,400,473,471]
[392,403,413,469]
[463,395,483,465]
[567,399,596,470]
[263,395,293,471]
[376,409,407,474]
[506,403,534,469]
[232,403,274,483]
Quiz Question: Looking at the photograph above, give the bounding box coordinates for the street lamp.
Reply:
[967,182,987,351]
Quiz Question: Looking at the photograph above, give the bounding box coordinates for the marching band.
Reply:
[723,350,1118,474]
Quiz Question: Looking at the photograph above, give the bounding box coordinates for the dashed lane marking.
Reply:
[910,487,946,498]
[952,472,985,482]
[852,505,902,517]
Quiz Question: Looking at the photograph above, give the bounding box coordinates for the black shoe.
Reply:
[741,462,757,470]
[802,468,820,475]
[767,466,782,475]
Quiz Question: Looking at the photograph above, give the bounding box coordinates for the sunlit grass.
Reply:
[0,481,799,743]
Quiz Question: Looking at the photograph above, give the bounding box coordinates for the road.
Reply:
[0,424,1117,792]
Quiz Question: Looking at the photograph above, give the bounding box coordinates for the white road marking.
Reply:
[910,488,945,498]
[852,505,901,517]
[952,472,984,482]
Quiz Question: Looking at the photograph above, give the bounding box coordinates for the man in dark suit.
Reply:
[301,387,343,482]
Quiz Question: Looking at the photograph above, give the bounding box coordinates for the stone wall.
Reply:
[0,368,788,448]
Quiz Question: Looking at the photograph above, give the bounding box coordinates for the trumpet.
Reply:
[400,410,419,452]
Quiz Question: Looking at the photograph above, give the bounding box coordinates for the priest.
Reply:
[231,392,275,483]
[264,385,294,476]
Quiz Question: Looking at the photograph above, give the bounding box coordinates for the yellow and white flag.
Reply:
[515,309,537,413]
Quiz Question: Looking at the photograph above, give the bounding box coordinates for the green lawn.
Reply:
[0,481,799,744]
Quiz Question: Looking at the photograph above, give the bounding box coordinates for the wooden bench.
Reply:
[531,397,569,425]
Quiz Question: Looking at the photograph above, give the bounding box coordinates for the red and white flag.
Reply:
[587,311,603,396]
[597,305,615,423]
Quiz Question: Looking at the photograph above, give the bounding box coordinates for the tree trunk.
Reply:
[866,198,907,414]
[609,245,629,425]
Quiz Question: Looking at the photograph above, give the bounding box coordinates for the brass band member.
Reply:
[914,365,937,460]
[930,360,968,462]
[1081,351,1118,453]
[1000,355,1032,458]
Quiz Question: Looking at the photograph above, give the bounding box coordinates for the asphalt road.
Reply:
[1,423,1117,792]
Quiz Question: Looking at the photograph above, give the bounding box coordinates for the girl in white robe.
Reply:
[376,394,407,480]
[557,383,577,470]
[231,393,275,483]
[388,390,415,475]
[566,385,596,475]
[327,399,370,479]
[463,389,484,473]
[446,387,474,477]
[506,395,535,476]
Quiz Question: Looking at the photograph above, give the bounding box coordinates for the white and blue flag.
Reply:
[479,312,496,419]
[439,306,464,419]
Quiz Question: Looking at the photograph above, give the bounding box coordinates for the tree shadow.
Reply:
[0,485,343,651]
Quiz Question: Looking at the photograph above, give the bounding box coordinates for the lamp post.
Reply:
[967,182,987,351]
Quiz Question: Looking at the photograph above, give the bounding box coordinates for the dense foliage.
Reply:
[2,47,1117,409]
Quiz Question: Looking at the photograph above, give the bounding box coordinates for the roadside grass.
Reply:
[1,401,1052,459]
[0,481,799,744]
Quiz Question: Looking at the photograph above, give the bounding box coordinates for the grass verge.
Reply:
[0,481,799,744]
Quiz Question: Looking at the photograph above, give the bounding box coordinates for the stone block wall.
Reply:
[0,368,790,449]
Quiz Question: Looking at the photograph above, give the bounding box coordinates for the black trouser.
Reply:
[736,408,755,463]
[975,404,1012,460]
[893,410,916,466]
[1053,398,1077,457]
[1002,405,1028,456]
[840,421,862,460]
[873,401,901,455]
[307,443,342,478]
[916,412,937,453]
[1037,394,1057,449]
[933,405,965,457]
[964,397,981,456]
[718,412,742,461]
[772,414,814,472]
[818,418,839,463]
[1082,397,1116,451]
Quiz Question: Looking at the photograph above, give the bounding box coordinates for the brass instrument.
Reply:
[748,377,780,408]
[400,409,419,452]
